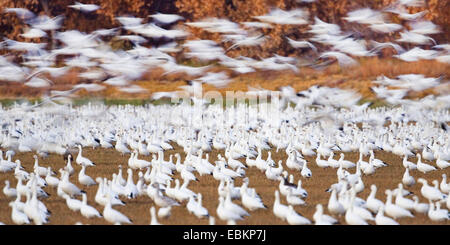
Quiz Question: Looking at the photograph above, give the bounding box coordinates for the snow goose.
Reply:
[117,165,126,186]
[273,190,290,221]
[375,206,399,225]
[300,160,312,178]
[217,196,243,223]
[384,190,414,219]
[345,204,368,225]
[60,170,85,197]
[337,153,356,169]
[14,160,30,180]
[153,184,180,207]
[369,150,388,168]
[436,154,450,169]
[416,153,436,173]
[286,205,311,225]
[9,201,30,225]
[265,160,283,180]
[187,193,209,218]
[45,167,59,187]
[428,202,449,221]
[440,174,450,194]
[33,155,50,177]
[286,188,306,206]
[327,152,340,168]
[394,189,415,211]
[366,185,384,213]
[402,155,417,170]
[76,145,96,167]
[313,204,337,225]
[78,165,96,186]
[412,195,429,214]
[124,168,138,199]
[62,193,83,212]
[3,180,17,198]
[157,206,172,219]
[241,185,266,211]
[328,186,346,216]
[132,150,152,169]
[64,155,75,176]
[402,167,415,187]
[349,191,373,221]
[315,153,329,168]
[150,206,162,225]
[103,193,132,225]
[224,192,249,217]
[418,178,447,201]
[80,193,102,219]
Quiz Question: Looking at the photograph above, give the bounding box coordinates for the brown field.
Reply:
[0,144,449,225]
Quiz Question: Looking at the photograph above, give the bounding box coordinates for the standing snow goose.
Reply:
[286,188,306,206]
[186,193,209,218]
[273,190,290,221]
[62,193,83,212]
[33,155,51,177]
[337,153,356,169]
[375,206,399,225]
[313,204,337,225]
[60,170,85,197]
[64,155,75,176]
[14,160,30,180]
[80,193,102,219]
[402,155,417,170]
[428,202,449,221]
[440,174,450,194]
[369,150,388,168]
[436,154,450,169]
[394,189,415,211]
[402,167,415,187]
[345,202,368,225]
[412,195,429,214]
[217,196,243,224]
[76,145,96,167]
[103,193,132,224]
[124,168,138,199]
[224,192,249,217]
[241,184,266,211]
[328,186,346,216]
[384,190,414,219]
[78,165,96,186]
[45,167,60,187]
[366,185,385,213]
[315,153,329,168]
[3,180,17,198]
[132,150,152,169]
[286,205,311,225]
[418,178,447,201]
[327,152,340,168]
[416,153,436,173]
[9,201,30,225]
[301,160,312,178]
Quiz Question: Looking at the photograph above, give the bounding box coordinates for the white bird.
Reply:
[402,167,415,187]
[418,178,447,202]
[103,194,132,225]
[9,202,30,225]
[80,193,102,219]
[375,206,399,225]
[286,205,311,225]
[3,180,17,198]
[384,190,414,219]
[150,206,162,225]
[69,2,100,13]
[76,145,96,167]
[78,165,96,186]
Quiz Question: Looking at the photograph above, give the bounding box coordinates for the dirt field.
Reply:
[0,145,449,225]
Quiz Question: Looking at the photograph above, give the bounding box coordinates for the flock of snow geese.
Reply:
[0,0,449,225]
[0,0,449,94]
[0,83,449,225]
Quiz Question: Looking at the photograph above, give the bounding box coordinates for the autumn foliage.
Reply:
[0,0,448,58]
